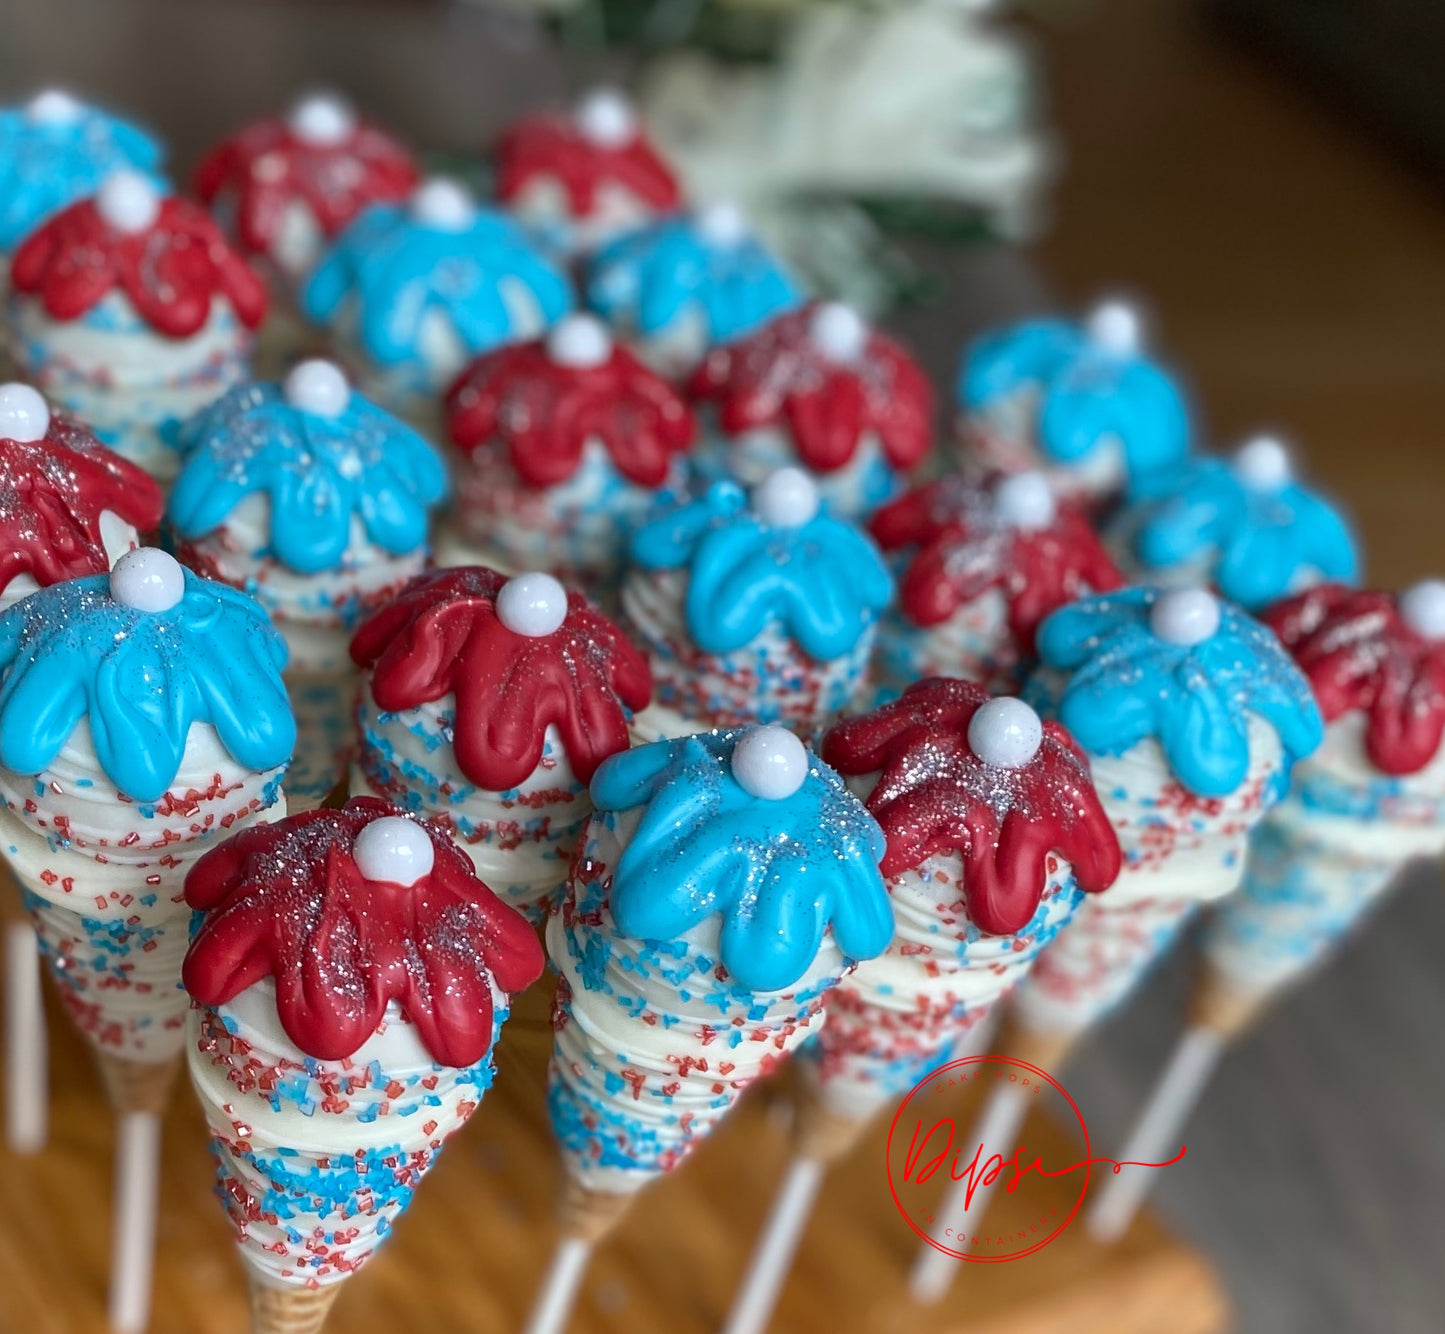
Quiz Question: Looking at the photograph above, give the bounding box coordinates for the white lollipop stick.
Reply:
[523,1237,593,1334]
[908,1082,1032,1305]
[1084,1026,1224,1246]
[4,920,47,1154]
[108,1110,163,1333]
[720,1156,826,1334]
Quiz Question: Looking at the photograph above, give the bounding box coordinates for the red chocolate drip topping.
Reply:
[193,118,419,254]
[822,678,1121,935]
[871,476,1123,650]
[183,798,544,1066]
[687,302,933,472]
[494,113,680,215]
[350,567,653,790]
[0,411,162,590]
[445,339,695,489]
[12,194,267,336]
[1266,583,1445,776]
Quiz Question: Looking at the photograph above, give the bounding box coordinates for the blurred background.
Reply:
[2,1,1443,1330]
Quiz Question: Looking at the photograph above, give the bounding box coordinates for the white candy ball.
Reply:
[410,178,475,231]
[27,89,83,124]
[1086,300,1141,359]
[695,201,749,248]
[809,302,868,364]
[496,571,569,637]
[575,88,637,148]
[1233,435,1292,491]
[547,314,613,369]
[96,170,161,234]
[993,471,1056,531]
[0,383,51,444]
[289,93,356,147]
[1400,579,1445,642]
[731,726,809,801]
[752,467,820,529]
[967,696,1043,769]
[354,816,435,887]
[110,548,185,613]
[1150,587,1221,646]
[284,359,350,418]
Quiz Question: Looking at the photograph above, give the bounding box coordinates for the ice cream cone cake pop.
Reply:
[869,471,1122,693]
[0,547,294,1087]
[8,172,267,481]
[1085,581,1445,1243]
[0,545,294,1329]
[620,472,893,741]
[0,382,163,609]
[0,382,164,1154]
[524,725,891,1334]
[439,314,694,591]
[904,586,1323,1304]
[0,90,165,264]
[302,177,572,425]
[1003,585,1323,1056]
[687,301,933,519]
[722,684,1120,1334]
[497,87,681,257]
[183,798,544,1332]
[956,301,1191,506]
[168,360,447,808]
[584,201,800,377]
[1112,434,1358,610]
[800,682,1120,1131]
[195,92,419,283]
[350,566,651,917]
[1201,582,1445,1006]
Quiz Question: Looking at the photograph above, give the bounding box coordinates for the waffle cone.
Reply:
[791,1077,868,1165]
[94,1051,180,1117]
[247,1275,341,1334]
[993,1012,1077,1075]
[557,1174,635,1243]
[1187,961,1266,1040]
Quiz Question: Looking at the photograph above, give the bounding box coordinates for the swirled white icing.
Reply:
[0,720,284,1061]
[351,687,589,916]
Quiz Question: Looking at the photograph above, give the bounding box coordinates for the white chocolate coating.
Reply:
[8,293,252,481]
[176,494,426,674]
[547,806,845,1195]
[0,721,284,1062]
[189,979,503,1287]
[352,686,589,917]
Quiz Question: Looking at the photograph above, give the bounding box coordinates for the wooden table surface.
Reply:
[0,981,1227,1334]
